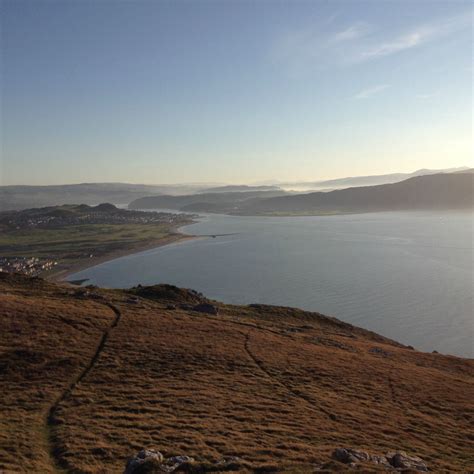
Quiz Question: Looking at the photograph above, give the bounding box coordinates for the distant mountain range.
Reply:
[197,185,280,193]
[129,189,287,212]
[276,167,470,191]
[0,183,209,212]
[240,173,474,215]
[2,167,471,212]
[129,172,473,215]
[0,183,280,212]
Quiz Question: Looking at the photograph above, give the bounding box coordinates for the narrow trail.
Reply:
[45,302,122,473]
[387,369,400,406]
[182,310,290,339]
[243,331,336,421]
[182,307,337,421]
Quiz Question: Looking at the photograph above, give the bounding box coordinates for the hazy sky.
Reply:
[1,0,472,185]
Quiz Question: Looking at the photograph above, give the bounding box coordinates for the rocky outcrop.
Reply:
[332,448,428,471]
[124,450,190,473]
[124,450,247,473]
[125,449,164,474]
[129,284,207,305]
[126,448,428,473]
[332,448,389,466]
[192,303,219,315]
[369,346,392,357]
[388,451,428,471]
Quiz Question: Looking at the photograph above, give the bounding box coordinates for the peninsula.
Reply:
[0,204,195,280]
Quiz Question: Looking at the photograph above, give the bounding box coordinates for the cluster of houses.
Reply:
[2,208,191,230]
[0,257,57,276]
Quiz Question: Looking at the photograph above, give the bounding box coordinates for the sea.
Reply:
[67,211,474,358]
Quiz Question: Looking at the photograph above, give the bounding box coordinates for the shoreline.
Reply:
[48,233,200,283]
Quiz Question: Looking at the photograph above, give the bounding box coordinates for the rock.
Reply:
[192,303,219,315]
[332,448,370,464]
[166,304,177,310]
[89,292,105,300]
[163,455,195,471]
[313,337,356,352]
[74,289,90,298]
[215,456,245,470]
[369,346,391,357]
[286,327,303,333]
[332,448,390,468]
[124,449,164,474]
[127,296,139,304]
[167,455,193,463]
[370,454,389,465]
[388,451,428,471]
[124,450,251,473]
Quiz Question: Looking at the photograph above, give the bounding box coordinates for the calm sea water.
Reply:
[68,212,473,357]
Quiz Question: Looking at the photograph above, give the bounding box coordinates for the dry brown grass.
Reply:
[0,274,473,472]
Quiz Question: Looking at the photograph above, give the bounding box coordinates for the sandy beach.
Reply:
[48,233,200,283]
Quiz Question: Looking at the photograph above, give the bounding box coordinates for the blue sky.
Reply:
[1,0,472,185]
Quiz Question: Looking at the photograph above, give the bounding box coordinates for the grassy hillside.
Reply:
[0,274,472,472]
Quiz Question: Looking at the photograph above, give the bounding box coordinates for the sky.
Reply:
[1,0,472,185]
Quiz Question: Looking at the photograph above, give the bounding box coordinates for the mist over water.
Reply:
[68,211,473,357]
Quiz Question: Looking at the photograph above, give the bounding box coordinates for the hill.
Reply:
[198,185,282,193]
[0,183,210,212]
[239,173,474,215]
[278,167,469,191]
[128,190,288,212]
[0,273,472,472]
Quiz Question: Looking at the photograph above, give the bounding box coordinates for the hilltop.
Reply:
[1,274,472,472]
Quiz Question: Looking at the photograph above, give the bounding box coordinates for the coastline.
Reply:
[47,233,200,283]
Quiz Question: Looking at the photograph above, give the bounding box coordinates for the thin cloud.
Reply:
[359,30,429,61]
[354,84,390,100]
[271,10,472,74]
[330,22,371,43]
[354,12,471,62]
[415,92,438,100]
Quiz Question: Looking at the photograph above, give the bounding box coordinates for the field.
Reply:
[0,223,189,278]
[0,223,176,258]
[0,273,473,472]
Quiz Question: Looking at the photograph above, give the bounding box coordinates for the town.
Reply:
[0,203,196,277]
[0,203,194,231]
[0,256,58,276]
